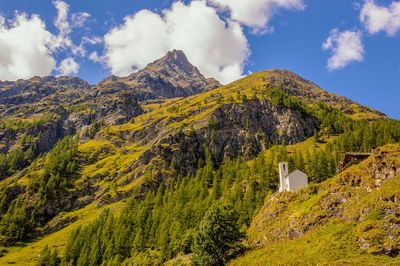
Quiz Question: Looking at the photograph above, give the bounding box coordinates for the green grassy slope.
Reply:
[232,144,400,265]
[0,70,391,265]
[0,201,126,266]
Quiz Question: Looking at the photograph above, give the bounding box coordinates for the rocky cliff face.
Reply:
[99,50,221,100]
[89,68,388,188]
[0,76,143,158]
[0,49,222,177]
[0,76,90,108]
[123,99,318,180]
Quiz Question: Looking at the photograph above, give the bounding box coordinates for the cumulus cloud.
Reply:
[322,29,364,70]
[209,0,305,33]
[360,0,400,36]
[103,1,249,84]
[57,57,79,76]
[0,0,96,80]
[104,10,168,76]
[0,13,56,80]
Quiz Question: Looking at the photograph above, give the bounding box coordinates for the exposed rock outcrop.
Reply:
[131,99,318,177]
[99,50,221,100]
[0,75,144,158]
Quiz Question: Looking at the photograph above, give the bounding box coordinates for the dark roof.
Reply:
[344,152,372,156]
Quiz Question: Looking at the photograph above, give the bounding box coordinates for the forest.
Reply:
[34,115,400,265]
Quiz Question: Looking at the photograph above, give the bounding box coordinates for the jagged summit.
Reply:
[154,49,196,75]
[0,75,89,88]
[0,75,90,108]
[147,49,204,79]
[125,49,204,82]
[100,50,221,100]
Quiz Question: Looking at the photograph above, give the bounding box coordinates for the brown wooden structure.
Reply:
[339,152,372,171]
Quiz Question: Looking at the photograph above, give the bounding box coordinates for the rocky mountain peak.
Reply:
[164,49,189,63]
[156,49,197,75]
[98,50,221,101]
[130,49,202,80]
[97,50,222,100]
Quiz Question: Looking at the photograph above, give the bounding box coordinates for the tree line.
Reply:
[0,136,78,244]
[47,117,400,265]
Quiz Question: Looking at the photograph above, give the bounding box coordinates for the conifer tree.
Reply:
[36,245,61,266]
[192,203,244,266]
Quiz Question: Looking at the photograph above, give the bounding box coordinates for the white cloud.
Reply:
[209,0,305,33]
[104,10,168,76]
[89,51,104,63]
[323,29,364,70]
[81,35,102,45]
[103,1,249,84]
[52,1,94,56]
[74,35,102,56]
[360,0,400,36]
[0,13,56,80]
[53,0,73,49]
[57,57,79,76]
[0,1,95,80]
[71,12,90,28]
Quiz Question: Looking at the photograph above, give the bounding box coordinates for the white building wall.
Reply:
[287,170,308,192]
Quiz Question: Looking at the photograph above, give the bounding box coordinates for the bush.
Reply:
[207,117,218,129]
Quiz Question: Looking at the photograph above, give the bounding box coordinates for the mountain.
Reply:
[0,61,398,265]
[99,49,221,100]
[0,76,90,115]
[0,75,143,159]
[262,69,385,120]
[0,50,220,174]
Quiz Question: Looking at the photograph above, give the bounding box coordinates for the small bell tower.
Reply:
[278,162,289,192]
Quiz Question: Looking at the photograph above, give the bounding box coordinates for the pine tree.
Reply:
[212,171,221,200]
[36,245,61,266]
[192,203,244,266]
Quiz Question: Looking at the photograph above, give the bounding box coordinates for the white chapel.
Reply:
[279,162,308,192]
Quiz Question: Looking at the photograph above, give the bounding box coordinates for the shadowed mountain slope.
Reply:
[99,50,221,100]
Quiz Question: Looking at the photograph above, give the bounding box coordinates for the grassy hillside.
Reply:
[232,144,400,265]
[101,70,383,138]
[0,70,395,265]
[0,202,126,266]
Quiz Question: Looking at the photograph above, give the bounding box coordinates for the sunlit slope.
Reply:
[232,144,400,265]
[104,70,385,140]
[0,202,126,266]
[0,70,388,265]
[262,69,385,120]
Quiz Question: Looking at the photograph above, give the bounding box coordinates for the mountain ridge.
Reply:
[99,49,221,100]
[0,50,398,266]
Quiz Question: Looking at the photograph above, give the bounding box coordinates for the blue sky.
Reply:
[0,0,399,119]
